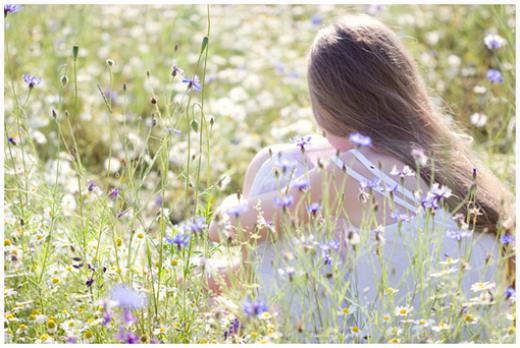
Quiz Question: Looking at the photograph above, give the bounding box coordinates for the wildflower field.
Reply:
[3,4,517,344]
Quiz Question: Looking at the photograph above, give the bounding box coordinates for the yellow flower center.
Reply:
[342,307,350,315]
[352,326,360,333]
[4,239,12,247]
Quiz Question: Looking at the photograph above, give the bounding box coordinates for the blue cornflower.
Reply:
[360,177,383,192]
[23,74,41,88]
[348,132,372,147]
[184,216,206,234]
[387,182,399,194]
[110,284,145,310]
[4,4,21,17]
[110,187,120,199]
[243,297,269,318]
[307,202,321,215]
[291,177,310,191]
[446,228,473,241]
[487,69,504,84]
[311,13,322,26]
[505,287,515,299]
[500,234,514,245]
[484,34,506,50]
[166,232,190,249]
[182,75,201,91]
[273,195,294,209]
[225,203,248,218]
[7,136,16,145]
[292,135,313,149]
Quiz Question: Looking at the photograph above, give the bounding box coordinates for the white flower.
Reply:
[390,165,415,177]
[470,281,496,293]
[469,113,488,128]
[394,305,413,317]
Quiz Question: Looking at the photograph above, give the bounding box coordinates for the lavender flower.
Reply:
[67,336,77,344]
[487,69,504,84]
[291,178,310,191]
[446,228,473,241]
[166,232,190,249]
[183,216,206,234]
[182,75,201,91]
[23,74,41,88]
[115,326,140,344]
[311,13,322,26]
[500,234,514,245]
[109,187,121,199]
[273,195,294,209]
[348,132,372,147]
[243,297,269,318]
[292,135,313,149]
[4,4,21,17]
[225,203,248,218]
[110,284,145,309]
[360,177,384,192]
[307,202,321,215]
[223,318,240,340]
[484,34,506,50]
[103,307,112,327]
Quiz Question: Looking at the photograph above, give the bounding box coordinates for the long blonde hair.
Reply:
[307,14,515,286]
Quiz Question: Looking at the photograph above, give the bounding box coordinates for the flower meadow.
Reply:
[3,4,517,344]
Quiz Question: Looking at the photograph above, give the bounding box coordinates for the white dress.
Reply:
[248,142,501,342]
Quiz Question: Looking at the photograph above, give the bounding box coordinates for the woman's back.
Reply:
[247,138,501,342]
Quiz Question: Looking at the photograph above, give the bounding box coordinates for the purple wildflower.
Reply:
[505,287,515,300]
[484,34,506,50]
[292,178,310,191]
[154,194,163,207]
[446,228,473,241]
[7,136,16,145]
[487,69,504,84]
[182,75,201,91]
[273,195,294,209]
[500,234,514,245]
[109,187,120,199]
[243,297,269,318]
[224,318,240,340]
[307,202,321,215]
[225,203,248,218]
[348,132,372,147]
[103,307,112,327]
[183,216,206,234]
[122,308,137,326]
[67,336,77,344]
[4,4,21,17]
[110,284,145,309]
[292,135,313,149]
[86,278,94,287]
[311,13,322,26]
[166,232,190,249]
[360,177,384,192]
[275,62,285,75]
[22,74,41,88]
[115,326,140,344]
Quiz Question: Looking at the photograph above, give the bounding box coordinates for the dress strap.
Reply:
[350,149,418,203]
[329,154,418,212]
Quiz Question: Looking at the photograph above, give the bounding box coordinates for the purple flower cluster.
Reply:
[223,318,240,340]
[243,297,269,318]
[421,183,452,211]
